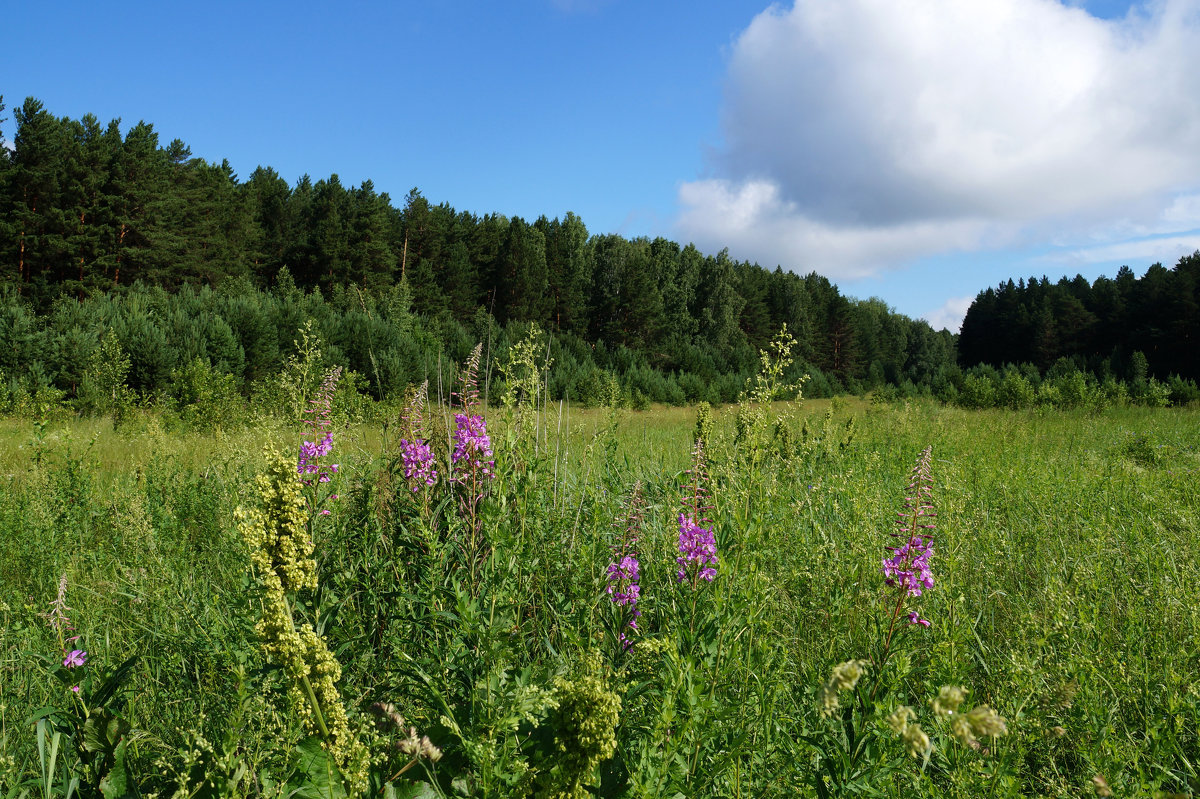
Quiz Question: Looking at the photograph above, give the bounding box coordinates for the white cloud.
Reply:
[923,295,976,333]
[677,0,1200,280]
[1044,232,1200,266]
[677,178,994,277]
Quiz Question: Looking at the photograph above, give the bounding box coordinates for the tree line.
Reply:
[1,94,1194,412]
[959,255,1199,384]
[0,95,958,406]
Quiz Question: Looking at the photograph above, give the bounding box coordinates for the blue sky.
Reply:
[5,0,1199,331]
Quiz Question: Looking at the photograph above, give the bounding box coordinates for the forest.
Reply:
[0,94,1196,411]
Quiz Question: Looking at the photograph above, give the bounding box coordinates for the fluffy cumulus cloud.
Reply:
[677,0,1200,279]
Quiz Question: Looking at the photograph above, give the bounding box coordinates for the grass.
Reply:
[0,397,1197,797]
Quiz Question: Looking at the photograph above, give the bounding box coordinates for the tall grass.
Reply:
[0,391,1196,797]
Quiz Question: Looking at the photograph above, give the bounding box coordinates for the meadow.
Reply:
[0,362,1197,797]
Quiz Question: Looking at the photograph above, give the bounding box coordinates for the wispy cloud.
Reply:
[1042,233,1200,267]
[676,0,1200,281]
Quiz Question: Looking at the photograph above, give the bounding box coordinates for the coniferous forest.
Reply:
[0,94,1197,411]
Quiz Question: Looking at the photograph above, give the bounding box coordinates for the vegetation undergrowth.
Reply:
[0,327,1197,798]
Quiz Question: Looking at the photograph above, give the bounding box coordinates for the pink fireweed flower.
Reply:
[677,514,717,584]
[452,413,494,481]
[607,556,641,607]
[608,482,646,650]
[883,445,936,628]
[607,553,642,648]
[882,536,934,597]
[400,438,438,492]
[63,649,87,668]
[297,367,342,487]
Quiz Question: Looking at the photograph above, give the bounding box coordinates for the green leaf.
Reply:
[81,711,129,755]
[91,657,139,709]
[99,740,131,799]
[387,782,439,799]
[286,737,347,799]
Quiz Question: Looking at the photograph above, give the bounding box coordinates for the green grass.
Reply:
[0,399,1197,797]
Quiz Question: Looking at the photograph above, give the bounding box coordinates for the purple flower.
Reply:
[606,552,642,648]
[882,535,934,597]
[452,413,495,481]
[400,438,438,492]
[298,431,335,479]
[607,555,641,607]
[907,611,931,627]
[882,446,936,631]
[63,649,87,668]
[297,368,342,488]
[677,514,717,584]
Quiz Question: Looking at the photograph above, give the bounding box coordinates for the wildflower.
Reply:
[946,703,1007,747]
[902,724,932,758]
[931,685,967,718]
[43,575,82,650]
[887,705,915,734]
[676,514,717,583]
[369,702,443,764]
[453,344,483,412]
[298,435,340,483]
[398,381,438,493]
[238,449,367,791]
[882,535,934,597]
[964,705,1007,737]
[950,714,976,746]
[399,438,438,492]
[452,413,494,480]
[43,574,74,642]
[682,438,714,527]
[297,367,342,486]
[44,575,87,696]
[607,554,641,648]
[608,483,645,649]
[818,659,869,717]
[881,446,936,635]
[607,556,641,606]
[399,730,443,763]
[547,665,621,797]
